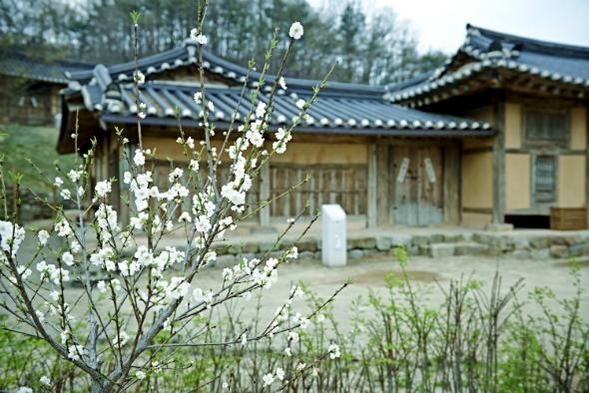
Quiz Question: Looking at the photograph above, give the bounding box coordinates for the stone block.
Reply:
[412,235,429,247]
[429,243,455,258]
[407,245,421,256]
[550,245,569,259]
[443,233,466,243]
[530,237,549,250]
[228,242,259,254]
[347,237,376,250]
[454,242,489,256]
[513,238,530,250]
[429,234,445,244]
[511,250,530,260]
[348,249,364,260]
[568,243,589,257]
[297,240,318,252]
[549,236,567,246]
[485,223,514,232]
[212,243,230,255]
[391,234,412,248]
[259,241,276,253]
[563,235,582,246]
[530,249,551,260]
[215,254,238,268]
[298,251,317,261]
[376,236,392,251]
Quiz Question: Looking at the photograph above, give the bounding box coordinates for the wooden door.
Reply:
[391,146,443,225]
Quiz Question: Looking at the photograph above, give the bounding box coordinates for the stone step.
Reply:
[428,242,490,258]
[453,242,490,256]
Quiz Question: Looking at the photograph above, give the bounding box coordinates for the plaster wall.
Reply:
[558,155,586,207]
[141,138,368,166]
[504,103,522,149]
[271,142,368,165]
[570,107,587,150]
[462,152,493,208]
[461,212,492,229]
[142,137,226,162]
[505,153,530,211]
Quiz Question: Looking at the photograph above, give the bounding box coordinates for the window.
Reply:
[533,155,556,205]
[524,108,567,144]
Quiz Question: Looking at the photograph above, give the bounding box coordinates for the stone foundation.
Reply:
[208,229,589,266]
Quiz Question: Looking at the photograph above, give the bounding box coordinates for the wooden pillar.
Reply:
[444,143,461,224]
[376,144,390,226]
[259,163,270,226]
[367,144,377,228]
[585,105,589,224]
[492,100,506,224]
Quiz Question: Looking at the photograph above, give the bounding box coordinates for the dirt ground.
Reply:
[187,253,589,331]
[9,226,589,333]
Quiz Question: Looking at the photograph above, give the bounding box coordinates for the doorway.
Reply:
[391,146,444,225]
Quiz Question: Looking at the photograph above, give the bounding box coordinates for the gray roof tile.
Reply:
[387,24,589,104]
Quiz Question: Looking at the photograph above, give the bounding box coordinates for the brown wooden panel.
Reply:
[269,164,367,217]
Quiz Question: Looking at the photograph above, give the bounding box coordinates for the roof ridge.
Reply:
[467,23,589,59]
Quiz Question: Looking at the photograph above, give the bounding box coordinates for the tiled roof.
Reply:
[97,82,491,135]
[386,24,589,105]
[59,41,494,153]
[0,50,92,84]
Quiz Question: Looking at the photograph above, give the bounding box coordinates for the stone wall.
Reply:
[209,230,589,268]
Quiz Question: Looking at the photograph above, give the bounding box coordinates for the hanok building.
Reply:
[387,25,589,229]
[58,40,492,228]
[57,25,589,229]
[0,49,91,126]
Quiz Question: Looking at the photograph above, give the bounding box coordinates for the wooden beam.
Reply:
[492,99,506,224]
[259,163,270,226]
[367,144,377,228]
[376,144,390,226]
[444,143,461,224]
[586,105,589,223]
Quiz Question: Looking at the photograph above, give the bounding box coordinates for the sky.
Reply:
[353,0,589,53]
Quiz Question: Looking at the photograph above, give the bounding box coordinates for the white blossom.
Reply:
[255,101,266,119]
[17,387,33,393]
[95,180,112,198]
[62,252,74,266]
[0,221,26,257]
[133,149,145,166]
[60,189,71,200]
[67,344,86,361]
[134,70,145,85]
[275,367,285,381]
[328,343,341,359]
[287,331,299,343]
[97,280,106,293]
[295,99,306,109]
[54,177,63,187]
[54,220,72,237]
[189,159,199,171]
[37,229,50,246]
[40,376,51,386]
[278,76,287,90]
[194,91,203,104]
[136,370,146,380]
[262,373,274,386]
[68,169,82,183]
[190,28,208,45]
[289,21,304,40]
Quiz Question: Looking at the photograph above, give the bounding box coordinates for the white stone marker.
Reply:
[321,204,347,267]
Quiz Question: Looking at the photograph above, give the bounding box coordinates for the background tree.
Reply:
[0,0,447,84]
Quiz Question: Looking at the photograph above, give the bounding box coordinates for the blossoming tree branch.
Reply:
[0,5,343,392]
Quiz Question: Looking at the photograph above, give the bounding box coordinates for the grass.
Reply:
[0,123,76,193]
